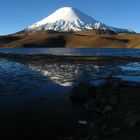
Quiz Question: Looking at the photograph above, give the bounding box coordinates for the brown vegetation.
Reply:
[0,30,140,48]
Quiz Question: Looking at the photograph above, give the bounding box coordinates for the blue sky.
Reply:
[0,0,139,35]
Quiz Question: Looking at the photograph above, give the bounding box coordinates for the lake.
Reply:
[0,48,140,57]
[0,48,140,139]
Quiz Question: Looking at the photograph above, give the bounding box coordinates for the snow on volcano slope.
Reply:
[26,7,135,33]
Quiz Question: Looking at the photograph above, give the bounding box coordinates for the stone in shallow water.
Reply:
[69,82,96,103]
[78,120,88,125]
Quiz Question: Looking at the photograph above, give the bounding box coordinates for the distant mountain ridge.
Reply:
[26,7,135,34]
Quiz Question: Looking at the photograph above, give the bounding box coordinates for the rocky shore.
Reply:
[62,77,140,140]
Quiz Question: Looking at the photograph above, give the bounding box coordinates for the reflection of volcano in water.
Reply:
[1,59,140,96]
[28,61,140,86]
[28,62,115,86]
[28,62,123,86]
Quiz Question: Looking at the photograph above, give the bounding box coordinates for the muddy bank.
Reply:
[63,77,140,140]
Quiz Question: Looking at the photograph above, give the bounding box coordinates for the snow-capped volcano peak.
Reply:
[42,7,92,22]
[26,7,135,33]
[27,7,102,31]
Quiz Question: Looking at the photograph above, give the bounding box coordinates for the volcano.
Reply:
[26,7,135,33]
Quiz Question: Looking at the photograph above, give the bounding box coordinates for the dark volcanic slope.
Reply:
[0,30,140,48]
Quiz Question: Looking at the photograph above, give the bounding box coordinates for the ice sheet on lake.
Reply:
[119,62,140,71]
[114,75,140,83]
[28,60,140,86]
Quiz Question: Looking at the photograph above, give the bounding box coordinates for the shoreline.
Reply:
[0,54,140,62]
[64,77,140,140]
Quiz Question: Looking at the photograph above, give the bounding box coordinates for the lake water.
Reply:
[0,48,140,57]
[0,48,140,138]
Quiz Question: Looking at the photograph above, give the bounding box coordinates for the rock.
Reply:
[69,82,96,103]
[84,99,97,112]
[101,76,121,88]
[78,120,88,125]
[67,77,140,139]
[108,96,118,105]
[102,105,112,114]
[111,127,121,132]
[124,116,140,127]
[128,120,137,127]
